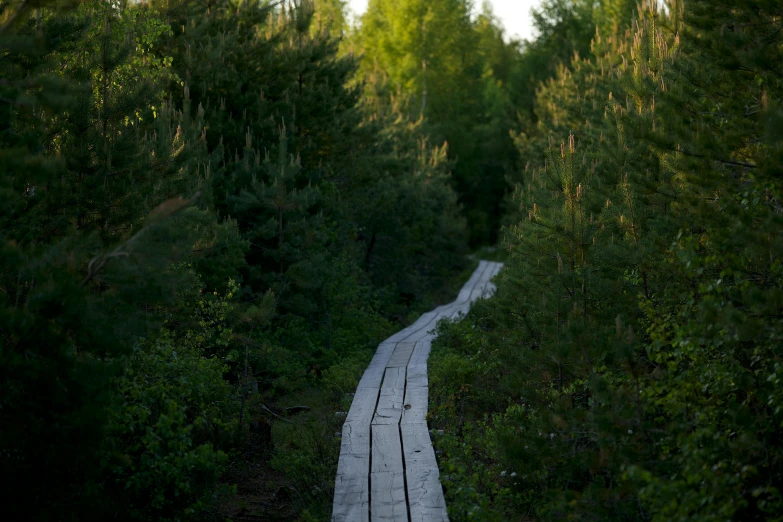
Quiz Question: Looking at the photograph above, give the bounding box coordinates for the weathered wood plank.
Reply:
[408,340,432,368]
[373,341,397,360]
[357,342,398,390]
[371,425,407,521]
[401,384,428,425]
[346,387,380,425]
[468,263,494,301]
[371,424,404,474]
[357,364,388,391]
[373,367,405,425]
[481,262,502,298]
[370,471,408,521]
[405,364,428,389]
[333,423,371,522]
[488,260,503,280]
[332,471,370,522]
[386,341,416,368]
[409,504,449,522]
[398,309,445,343]
[441,260,499,321]
[456,260,487,302]
[383,309,437,344]
[400,423,436,468]
[401,423,448,521]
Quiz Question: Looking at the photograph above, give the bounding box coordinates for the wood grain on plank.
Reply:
[401,385,428,425]
[408,340,432,369]
[357,364,389,391]
[386,341,416,368]
[357,343,398,390]
[383,309,436,344]
[371,424,404,473]
[401,424,437,467]
[370,471,408,521]
[333,471,370,522]
[405,363,428,389]
[409,504,449,522]
[402,424,447,519]
[398,309,447,343]
[346,387,380,425]
[371,425,407,521]
[467,261,495,300]
[373,367,406,425]
[333,424,371,522]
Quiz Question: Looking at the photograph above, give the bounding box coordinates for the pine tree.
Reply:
[430,1,783,520]
[356,0,515,245]
[1,1,239,517]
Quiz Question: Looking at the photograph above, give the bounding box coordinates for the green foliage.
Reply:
[355,0,522,245]
[108,330,236,521]
[1,0,470,519]
[271,415,341,518]
[431,1,783,520]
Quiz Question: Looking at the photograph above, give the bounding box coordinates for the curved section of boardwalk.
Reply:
[332,260,504,522]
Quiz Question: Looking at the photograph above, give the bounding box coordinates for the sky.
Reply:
[346,0,543,42]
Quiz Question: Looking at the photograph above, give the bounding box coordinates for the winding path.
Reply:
[332,260,504,522]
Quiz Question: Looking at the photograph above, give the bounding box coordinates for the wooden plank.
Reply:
[371,424,404,473]
[488,261,503,279]
[407,310,438,331]
[402,313,449,344]
[338,422,371,462]
[409,504,449,522]
[386,341,415,368]
[383,309,436,344]
[373,342,398,363]
[371,424,407,521]
[357,364,388,391]
[405,364,428,389]
[465,260,491,297]
[346,387,380,425]
[448,301,470,319]
[440,262,491,321]
[333,424,371,522]
[480,262,502,298]
[476,263,503,298]
[469,264,494,301]
[397,310,443,343]
[373,367,405,425]
[400,423,437,467]
[332,472,370,522]
[456,260,487,302]
[408,340,432,368]
[401,423,448,522]
[370,471,408,521]
[401,384,428,425]
[357,342,398,390]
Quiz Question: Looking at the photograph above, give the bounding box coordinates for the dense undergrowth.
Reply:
[430,1,783,521]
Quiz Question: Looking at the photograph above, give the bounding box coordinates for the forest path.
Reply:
[331,260,503,522]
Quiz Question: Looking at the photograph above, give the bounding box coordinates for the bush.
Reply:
[107,330,238,521]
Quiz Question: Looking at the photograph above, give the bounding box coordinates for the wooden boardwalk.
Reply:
[332,260,503,522]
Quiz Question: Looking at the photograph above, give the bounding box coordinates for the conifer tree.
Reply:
[357,0,517,244]
[1,1,243,517]
[430,1,783,520]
